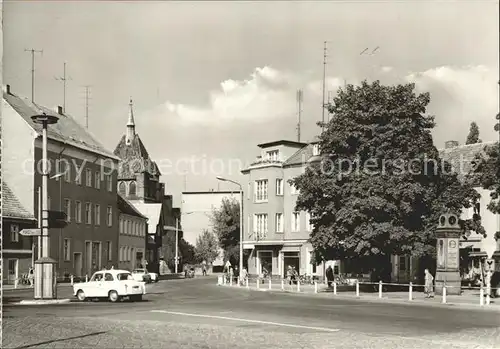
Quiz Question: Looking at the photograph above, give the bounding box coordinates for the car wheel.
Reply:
[76,290,86,302]
[108,290,120,303]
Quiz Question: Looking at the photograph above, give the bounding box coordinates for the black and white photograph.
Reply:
[0,1,499,348]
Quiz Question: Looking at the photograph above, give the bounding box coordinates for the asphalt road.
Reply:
[2,277,500,349]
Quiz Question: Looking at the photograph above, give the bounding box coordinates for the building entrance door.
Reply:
[7,259,18,284]
[257,251,273,276]
[283,252,300,277]
[73,253,83,277]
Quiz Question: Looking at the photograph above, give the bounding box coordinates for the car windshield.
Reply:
[133,269,145,274]
[117,273,133,281]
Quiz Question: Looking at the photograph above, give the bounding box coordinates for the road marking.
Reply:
[150,310,340,332]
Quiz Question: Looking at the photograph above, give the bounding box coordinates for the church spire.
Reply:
[126,97,135,144]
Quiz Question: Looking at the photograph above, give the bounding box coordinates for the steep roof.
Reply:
[117,194,148,219]
[258,140,307,149]
[283,144,315,167]
[439,141,496,182]
[3,90,119,160]
[2,181,35,221]
[113,134,162,178]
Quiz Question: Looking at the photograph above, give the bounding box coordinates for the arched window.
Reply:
[129,181,137,196]
[118,181,127,195]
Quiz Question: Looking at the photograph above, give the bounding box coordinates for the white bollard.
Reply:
[14,278,18,289]
[237,276,241,287]
[442,286,447,304]
[480,287,484,306]
[71,275,74,285]
[409,282,413,301]
[281,279,285,291]
[378,281,383,298]
[486,291,491,306]
[257,278,260,289]
[355,280,360,297]
[230,276,233,287]
[85,275,88,282]
[268,278,272,290]
[333,281,337,295]
[297,280,301,292]
[246,278,249,289]
[314,281,318,293]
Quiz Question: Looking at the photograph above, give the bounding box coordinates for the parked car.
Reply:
[73,269,146,302]
[132,268,152,283]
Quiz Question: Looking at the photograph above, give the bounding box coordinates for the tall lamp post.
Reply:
[216,176,243,276]
[31,113,59,299]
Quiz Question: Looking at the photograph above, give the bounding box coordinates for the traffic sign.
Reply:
[19,229,41,236]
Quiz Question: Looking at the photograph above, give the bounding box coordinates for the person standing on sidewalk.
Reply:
[326,265,334,288]
[28,266,34,287]
[424,269,434,298]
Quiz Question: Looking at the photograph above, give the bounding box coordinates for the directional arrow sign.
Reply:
[19,229,41,236]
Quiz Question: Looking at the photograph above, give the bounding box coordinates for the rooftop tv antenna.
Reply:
[296,90,303,142]
[24,48,43,103]
[55,62,72,113]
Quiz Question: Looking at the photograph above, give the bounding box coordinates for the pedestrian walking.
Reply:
[424,269,434,298]
[202,260,207,276]
[326,265,334,288]
[241,267,248,285]
[286,265,293,286]
[28,266,34,287]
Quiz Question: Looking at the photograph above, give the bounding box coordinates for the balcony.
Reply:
[250,156,283,167]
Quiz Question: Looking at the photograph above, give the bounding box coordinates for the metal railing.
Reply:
[217,276,499,307]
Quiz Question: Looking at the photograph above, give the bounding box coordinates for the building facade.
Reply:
[2,181,37,284]
[181,190,241,266]
[241,140,329,278]
[117,194,148,271]
[113,99,177,273]
[2,85,120,278]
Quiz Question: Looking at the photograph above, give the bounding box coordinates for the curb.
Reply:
[219,285,500,312]
[15,299,72,305]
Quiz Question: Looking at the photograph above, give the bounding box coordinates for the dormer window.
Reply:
[266,150,279,161]
[312,144,320,156]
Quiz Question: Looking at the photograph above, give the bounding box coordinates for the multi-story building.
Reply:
[241,140,325,278]
[113,99,177,273]
[181,190,241,267]
[117,194,148,270]
[2,85,120,278]
[2,181,37,284]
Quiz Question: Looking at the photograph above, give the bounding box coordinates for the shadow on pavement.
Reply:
[10,331,107,349]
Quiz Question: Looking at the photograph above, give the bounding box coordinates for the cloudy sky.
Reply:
[3,1,499,205]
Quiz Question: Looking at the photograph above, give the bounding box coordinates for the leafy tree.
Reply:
[466,122,482,144]
[194,229,220,264]
[471,113,500,240]
[291,81,480,273]
[179,238,196,265]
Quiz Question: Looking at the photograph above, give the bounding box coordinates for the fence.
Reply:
[217,276,499,307]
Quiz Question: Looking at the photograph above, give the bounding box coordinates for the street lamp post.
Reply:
[31,113,59,299]
[216,176,243,276]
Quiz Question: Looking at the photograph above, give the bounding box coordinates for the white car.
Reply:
[73,269,146,302]
[132,268,157,283]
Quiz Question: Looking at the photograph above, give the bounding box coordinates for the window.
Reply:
[63,239,71,261]
[276,179,284,196]
[64,199,71,222]
[75,201,82,223]
[290,184,299,195]
[254,179,268,202]
[399,255,407,271]
[55,160,62,181]
[291,212,300,232]
[85,202,92,224]
[10,224,19,242]
[129,181,137,196]
[106,175,113,192]
[119,218,124,234]
[312,144,320,156]
[305,212,313,231]
[86,168,92,187]
[94,204,101,225]
[95,171,101,189]
[107,206,113,226]
[119,247,123,262]
[106,241,112,261]
[63,161,71,182]
[75,166,82,185]
[275,213,283,233]
[310,252,317,274]
[118,182,126,195]
[254,214,268,238]
[266,150,280,161]
[104,273,114,282]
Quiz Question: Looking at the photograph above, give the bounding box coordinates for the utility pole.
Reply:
[83,85,92,128]
[24,49,43,103]
[321,41,328,132]
[55,62,72,113]
[296,90,303,142]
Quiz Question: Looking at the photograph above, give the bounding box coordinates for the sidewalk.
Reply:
[220,280,500,312]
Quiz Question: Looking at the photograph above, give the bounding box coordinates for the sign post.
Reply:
[435,213,462,295]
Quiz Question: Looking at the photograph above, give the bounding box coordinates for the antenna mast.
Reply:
[55,62,72,113]
[321,41,328,132]
[296,90,303,142]
[83,85,92,129]
[24,48,43,103]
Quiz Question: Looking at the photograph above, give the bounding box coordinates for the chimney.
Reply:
[57,106,63,115]
[6,84,11,94]
[445,140,459,149]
